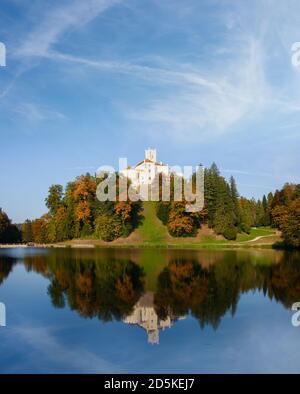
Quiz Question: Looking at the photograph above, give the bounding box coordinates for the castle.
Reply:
[121,148,169,189]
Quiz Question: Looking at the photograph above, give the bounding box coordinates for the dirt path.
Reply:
[242,234,277,244]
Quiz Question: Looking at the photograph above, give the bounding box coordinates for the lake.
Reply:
[0,247,300,373]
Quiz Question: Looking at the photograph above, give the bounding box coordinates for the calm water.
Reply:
[0,247,300,373]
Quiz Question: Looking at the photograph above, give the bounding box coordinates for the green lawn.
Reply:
[198,235,228,244]
[236,227,275,242]
[136,202,168,244]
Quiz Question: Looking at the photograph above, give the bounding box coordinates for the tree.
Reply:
[167,211,194,237]
[31,215,50,244]
[213,178,236,239]
[22,220,33,243]
[156,202,170,225]
[0,208,21,243]
[45,185,63,215]
[204,163,220,226]
[230,176,240,227]
[95,214,123,241]
[0,208,11,242]
[281,198,300,248]
[239,198,251,233]
[272,204,289,230]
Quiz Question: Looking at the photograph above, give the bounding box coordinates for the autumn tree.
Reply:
[280,198,300,248]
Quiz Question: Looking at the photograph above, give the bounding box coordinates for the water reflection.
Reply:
[124,292,186,344]
[23,253,145,321]
[154,251,300,329]
[1,249,300,344]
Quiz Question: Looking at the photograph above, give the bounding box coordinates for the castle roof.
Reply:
[135,159,167,168]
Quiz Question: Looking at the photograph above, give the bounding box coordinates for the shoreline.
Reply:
[0,241,287,251]
[0,231,285,251]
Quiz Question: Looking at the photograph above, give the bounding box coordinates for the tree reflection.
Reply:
[22,253,145,322]
[154,251,300,329]
[1,250,300,332]
[0,256,16,284]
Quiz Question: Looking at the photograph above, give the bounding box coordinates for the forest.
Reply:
[0,163,299,248]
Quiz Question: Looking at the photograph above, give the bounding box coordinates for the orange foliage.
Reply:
[75,200,91,222]
[31,215,50,243]
[167,211,194,236]
[71,175,96,201]
[115,201,132,221]
[54,206,67,222]
[271,205,289,230]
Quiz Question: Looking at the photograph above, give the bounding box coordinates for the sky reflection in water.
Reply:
[0,248,300,373]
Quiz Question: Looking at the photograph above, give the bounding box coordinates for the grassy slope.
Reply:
[135,201,168,244]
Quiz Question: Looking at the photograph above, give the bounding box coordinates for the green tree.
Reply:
[0,208,11,242]
[230,176,240,227]
[204,163,220,226]
[22,219,33,243]
[95,214,123,241]
[213,178,236,239]
[45,185,63,215]
[0,208,20,243]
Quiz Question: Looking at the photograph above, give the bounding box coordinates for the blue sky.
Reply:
[1,0,300,222]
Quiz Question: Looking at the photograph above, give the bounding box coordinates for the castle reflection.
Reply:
[124,292,185,344]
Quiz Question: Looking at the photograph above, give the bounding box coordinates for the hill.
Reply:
[58,201,280,249]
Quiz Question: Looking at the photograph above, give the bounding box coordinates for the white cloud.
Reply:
[14,102,67,122]
[16,0,122,58]
[126,35,270,140]
[8,0,300,142]
[36,33,269,142]
[10,324,121,373]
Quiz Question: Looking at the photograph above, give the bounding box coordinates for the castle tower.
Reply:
[145,148,156,162]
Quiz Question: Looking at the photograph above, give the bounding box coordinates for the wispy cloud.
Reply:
[1,0,122,114]
[9,324,122,373]
[36,36,269,142]
[127,35,271,140]
[25,6,272,141]
[222,169,274,177]
[8,0,300,142]
[15,0,122,58]
[13,102,67,122]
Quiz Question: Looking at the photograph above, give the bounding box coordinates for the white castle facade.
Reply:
[121,148,169,189]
